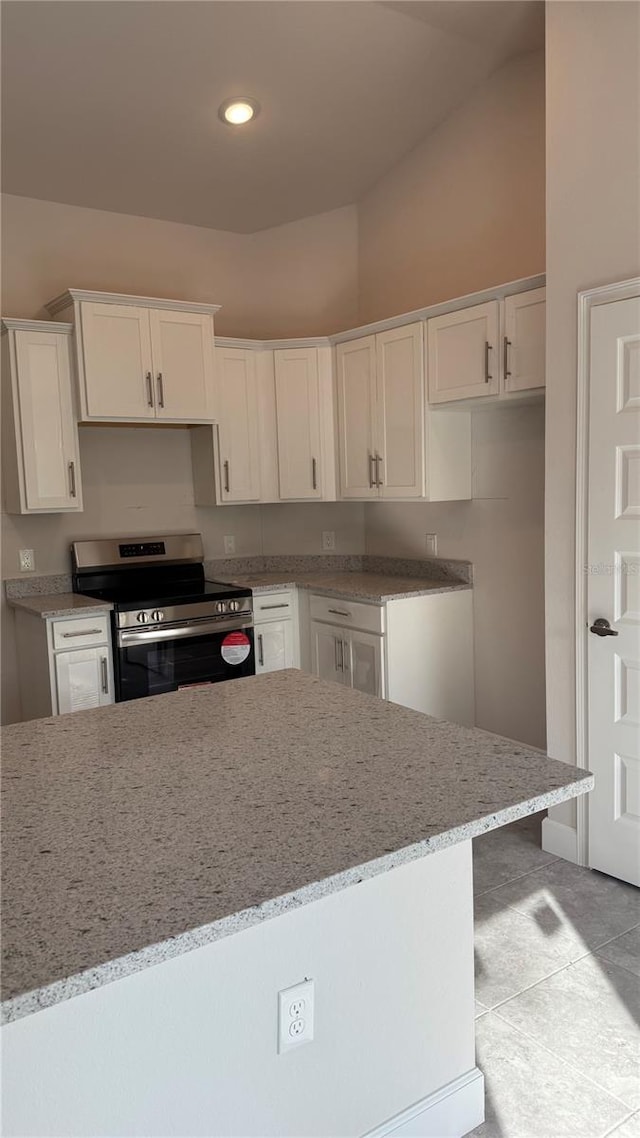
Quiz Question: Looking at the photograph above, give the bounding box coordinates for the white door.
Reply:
[427,301,500,404]
[14,329,82,511]
[215,348,261,502]
[79,303,155,420]
[274,348,322,499]
[345,630,384,698]
[255,620,294,674]
[504,288,546,393]
[55,648,112,715]
[376,323,425,499]
[587,293,640,885]
[335,336,378,499]
[311,621,347,686]
[149,309,214,422]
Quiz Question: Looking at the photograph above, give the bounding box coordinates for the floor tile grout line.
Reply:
[589,921,640,956]
[488,1007,638,1114]
[473,855,560,898]
[481,958,577,1014]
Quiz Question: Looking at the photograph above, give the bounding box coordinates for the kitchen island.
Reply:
[1,671,592,1138]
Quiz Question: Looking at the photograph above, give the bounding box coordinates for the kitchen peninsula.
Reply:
[1,671,592,1138]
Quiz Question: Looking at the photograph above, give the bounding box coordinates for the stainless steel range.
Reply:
[71,534,254,702]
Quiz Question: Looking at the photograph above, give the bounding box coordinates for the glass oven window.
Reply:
[117,628,255,702]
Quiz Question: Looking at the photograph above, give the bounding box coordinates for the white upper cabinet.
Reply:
[503,287,546,393]
[274,347,323,500]
[335,336,378,499]
[214,347,261,503]
[427,288,545,405]
[427,301,500,404]
[2,320,83,514]
[376,324,424,499]
[46,290,218,424]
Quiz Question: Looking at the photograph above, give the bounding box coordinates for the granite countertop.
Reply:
[1,670,592,1024]
[8,593,113,619]
[217,571,471,602]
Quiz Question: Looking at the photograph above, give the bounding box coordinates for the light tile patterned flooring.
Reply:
[466,813,640,1138]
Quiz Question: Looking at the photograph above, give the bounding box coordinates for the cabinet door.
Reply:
[149,310,214,422]
[335,337,378,499]
[274,348,322,499]
[310,621,347,686]
[79,303,154,419]
[54,648,112,715]
[215,348,261,502]
[503,288,546,393]
[255,620,294,674]
[427,301,500,404]
[376,323,425,499]
[345,630,384,698]
[12,329,83,512]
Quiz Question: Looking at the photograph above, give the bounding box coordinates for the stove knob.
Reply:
[151,610,164,623]
[136,611,149,624]
[216,601,227,615]
[229,599,241,613]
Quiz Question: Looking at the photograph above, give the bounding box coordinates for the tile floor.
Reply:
[465,813,640,1138]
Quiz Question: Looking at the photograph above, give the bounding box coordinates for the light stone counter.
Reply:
[1,670,592,1025]
[215,571,471,602]
[8,593,113,619]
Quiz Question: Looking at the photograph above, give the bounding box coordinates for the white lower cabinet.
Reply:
[310,621,384,697]
[54,647,112,714]
[14,609,114,721]
[255,620,295,675]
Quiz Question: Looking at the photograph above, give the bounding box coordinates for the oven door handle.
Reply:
[118,617,253,647]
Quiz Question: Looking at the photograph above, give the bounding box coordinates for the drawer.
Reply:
[253,591,295,624]
[52,613,110,650]
[309,594,384,635]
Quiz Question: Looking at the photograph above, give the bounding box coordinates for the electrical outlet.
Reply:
[321,531,335,552]
[278,979,314,1053]
[223,535,236,555]
[425,533,438,556]
[19,549,35,572]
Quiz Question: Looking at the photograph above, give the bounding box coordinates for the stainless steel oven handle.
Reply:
[118,617,253,646]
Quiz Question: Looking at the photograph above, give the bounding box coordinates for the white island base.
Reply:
[2,842,482,1138]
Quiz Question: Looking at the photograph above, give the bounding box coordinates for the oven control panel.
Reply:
[119,542,166,558]
[117,597,253,629]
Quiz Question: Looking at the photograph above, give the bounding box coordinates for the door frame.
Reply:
[574,276,640,866]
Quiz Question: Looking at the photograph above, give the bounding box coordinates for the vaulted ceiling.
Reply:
[2,1,543,233]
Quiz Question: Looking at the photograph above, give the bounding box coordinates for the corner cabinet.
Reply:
[46,290,218,424]
[427,287,545,405]
[273,346,336,501]
[1,319,83,514]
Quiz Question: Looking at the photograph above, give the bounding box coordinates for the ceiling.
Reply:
[1,1,544,234]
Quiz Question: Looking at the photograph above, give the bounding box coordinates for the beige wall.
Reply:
[545,0,640,828]
[357,49,545,323]
[365,405,546,749]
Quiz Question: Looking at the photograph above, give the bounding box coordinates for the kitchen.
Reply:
[2,3,639,1137]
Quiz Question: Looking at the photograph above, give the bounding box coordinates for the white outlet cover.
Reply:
[425,533,438,556]
[19,549,35,572]
[278,978,314,1053]
[322,531,336,551]
[223,536,236,555]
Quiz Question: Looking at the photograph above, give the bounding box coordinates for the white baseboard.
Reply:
[363,1067,484,1138]
[541,817,580,864]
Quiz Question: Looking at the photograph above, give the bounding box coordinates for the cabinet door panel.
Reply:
[54,648,112,715]
[427,301,499,403]
[335,337,378,499]
[216,348,261,502]
[504,288,546,393]
[376,323,424,499]
[14,330,82,511]
[255,620,294,674]
[310,621,347,685]
[345,630,384,698]
[274,349,322,499]
[80,303,154,419]
[150,310,214,422]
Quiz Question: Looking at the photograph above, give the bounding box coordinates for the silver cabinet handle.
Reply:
[258,633,264,666]
[312,457,318,491]
[484,341,493,383]
[156,372,165,408]
[100,656,109,694]
[62,628,103,639]
[259,603,289,611]
[68,460,77,498]
[338,638,345,671]
[146,371,154,407]
[375,453,383,487]
[368,452,375,489]
[328,608,351,618]
[503,336,512,378]
[223,460,230,493]
[334,636,340,671]
[341,639,348,672]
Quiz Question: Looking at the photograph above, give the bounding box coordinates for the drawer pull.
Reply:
[328,608,351,618]
[61,627,104,638]
[259,603,289,610]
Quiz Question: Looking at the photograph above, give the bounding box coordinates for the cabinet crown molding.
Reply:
[2,318,73,335]
[45,289,221,318]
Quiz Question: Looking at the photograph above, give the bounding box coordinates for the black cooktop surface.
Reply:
[75,576,251,612]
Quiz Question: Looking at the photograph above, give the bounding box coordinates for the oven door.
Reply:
[115,617,255,702]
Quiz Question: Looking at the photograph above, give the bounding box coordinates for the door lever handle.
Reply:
[589,618,619,637]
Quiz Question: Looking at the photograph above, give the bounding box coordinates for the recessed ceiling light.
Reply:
[218,97,260,126]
